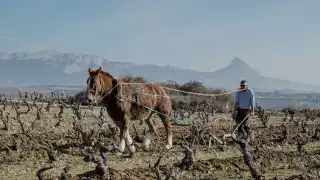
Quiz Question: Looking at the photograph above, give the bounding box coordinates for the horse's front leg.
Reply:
[118,115,136,154]
[125,130,136,153]
[117,121,126,153]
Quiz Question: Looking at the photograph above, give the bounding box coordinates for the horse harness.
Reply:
[86,76,93,92]
[127,84,141,118]
[87,76,142,117]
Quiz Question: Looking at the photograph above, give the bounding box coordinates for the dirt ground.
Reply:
[1,104,320,180]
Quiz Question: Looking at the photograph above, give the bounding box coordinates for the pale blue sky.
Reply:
[0,0,320,84]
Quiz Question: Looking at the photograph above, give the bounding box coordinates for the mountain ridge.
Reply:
[0,50,319,92]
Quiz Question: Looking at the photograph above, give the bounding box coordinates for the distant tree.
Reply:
[163,80,180,89]
[179,80,206,94]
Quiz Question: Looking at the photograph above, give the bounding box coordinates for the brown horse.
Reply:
[86,67,173,153]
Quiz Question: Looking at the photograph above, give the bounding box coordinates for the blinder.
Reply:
[86,76,95,93]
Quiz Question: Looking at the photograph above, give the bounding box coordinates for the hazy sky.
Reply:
[0,0,319,84]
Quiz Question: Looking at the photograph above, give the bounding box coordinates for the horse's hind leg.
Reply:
[158,111,173,150]
[142,112,158,151]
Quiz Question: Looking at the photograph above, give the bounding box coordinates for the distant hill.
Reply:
[0,50,319,92]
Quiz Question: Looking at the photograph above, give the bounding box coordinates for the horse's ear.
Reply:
[111,78,118,87]
[97,66,102,73]
[88,68,97,74]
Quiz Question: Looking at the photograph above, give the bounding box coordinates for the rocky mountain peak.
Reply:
[226,57,260,76]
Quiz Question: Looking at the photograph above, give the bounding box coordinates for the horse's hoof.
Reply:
[116,152,123,156]
[165,144,172,150]
[142,144,150,151]
[129,145,136,153]
[142,139,151,151]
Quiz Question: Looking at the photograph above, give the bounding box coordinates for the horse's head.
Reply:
[86,66,114,104]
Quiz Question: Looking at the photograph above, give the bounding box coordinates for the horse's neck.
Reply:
[100,75,113,95]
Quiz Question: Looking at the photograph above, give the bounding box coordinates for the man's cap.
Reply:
[240,80,248,85]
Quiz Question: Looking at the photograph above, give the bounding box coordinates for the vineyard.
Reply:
[1,80,320,180]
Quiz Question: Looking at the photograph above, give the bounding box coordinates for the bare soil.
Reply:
[1,105,320,180]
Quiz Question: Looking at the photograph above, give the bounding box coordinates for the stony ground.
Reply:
[1,104,320,180]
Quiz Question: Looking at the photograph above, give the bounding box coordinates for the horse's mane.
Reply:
[117,75,147,83]
[100,71,114,79]
[99,71,147,84]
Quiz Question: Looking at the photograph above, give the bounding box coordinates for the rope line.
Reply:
[87,81,250,135]
[163,86,240,97]
[101,84,119,99]
[120,96,186,125]
[117,84,250,130]
[119,82,241,97]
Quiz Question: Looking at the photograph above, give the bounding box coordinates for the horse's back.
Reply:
[140,84,170,100]
[143,84,172,113]
[126,83,172,111]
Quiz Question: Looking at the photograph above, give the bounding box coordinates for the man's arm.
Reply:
[234,91,239,110]
[249,89,255,113]
[232,91,239,119]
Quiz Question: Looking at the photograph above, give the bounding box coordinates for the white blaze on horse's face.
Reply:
[86,76,99,104]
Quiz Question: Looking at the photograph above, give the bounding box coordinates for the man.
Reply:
[232,80,255,140]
